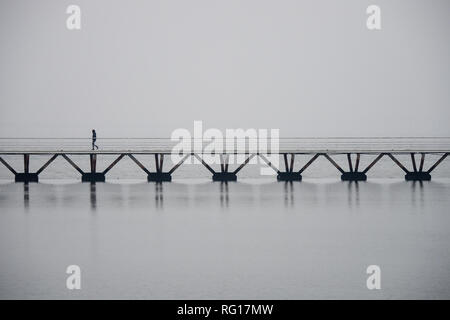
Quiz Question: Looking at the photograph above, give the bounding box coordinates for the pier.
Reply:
[0,138,449,183]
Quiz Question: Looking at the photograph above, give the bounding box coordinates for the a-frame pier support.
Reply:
[387,153,448,181]
[14,154,39,182]
[82,154,106,182]
[0,154,60,183]
[212,154,237,181]
[404,171,431,181]
[403,153,431,181]
[276,154,302,181]
[273,153,368,182]
[339,153,367,181]
[128,153,189,182]
[307,153,368,181]
[194,153,257,181]
[147,154,172,181]
[1,151,448,183]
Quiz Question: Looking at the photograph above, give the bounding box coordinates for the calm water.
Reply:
[1,177,450,299]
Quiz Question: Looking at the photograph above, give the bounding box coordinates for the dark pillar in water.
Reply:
[15,154,39,182]
[212,154,237,182]
[192,153,238,182]
[404,153,431,181]
[82,154,105,182]
[387,153,437,182]
[277,154,302,181]
[213,172,237,181]
[277,172,302,181]
[405,171,431,181]
[148,172,172,182]
[340,153,367,181]
[148,154,172,182]
[341,172,367,181]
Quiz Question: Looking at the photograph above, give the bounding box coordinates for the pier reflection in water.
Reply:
[155,182,163,209]
[90,182,97,211]
[23,182,29,210]
[220,182,229,208]
[0,178,449,299]
[283,181,294,208]
[12,179,444,215]
[347,181,360,208]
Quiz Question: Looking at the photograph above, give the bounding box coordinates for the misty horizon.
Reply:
[1,0,450,138]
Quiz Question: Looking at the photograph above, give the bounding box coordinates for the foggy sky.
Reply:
[0,0,449,138]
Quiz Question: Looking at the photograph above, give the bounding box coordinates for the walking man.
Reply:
[92,129,98,150]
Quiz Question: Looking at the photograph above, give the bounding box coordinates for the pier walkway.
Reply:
[0,138,449,182]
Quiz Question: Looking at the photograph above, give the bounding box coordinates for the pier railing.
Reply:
[1,137,450,153]
[0,137,449,182]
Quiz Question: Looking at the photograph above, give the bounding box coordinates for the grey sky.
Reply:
[0,0,449,137]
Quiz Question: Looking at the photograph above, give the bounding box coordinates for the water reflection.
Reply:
[90,182,97,211]
[411,180,424,191]
[155,182,163,209]
[220,182,229,208]
[283,181,294,207]
[346,181,360,208]
[2,178,450,300]
[23,182,29,211]
[13,179,441,215]
[410,180,425,210]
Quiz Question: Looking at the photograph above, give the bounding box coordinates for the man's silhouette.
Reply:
[92,129,98,150]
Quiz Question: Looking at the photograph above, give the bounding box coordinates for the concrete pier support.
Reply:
[323,153,367,182]
[147,154,172,182]
[0,149,448,183]
[212,154,238,181]
[15,154,39,182]
[82,172,106,182]
[387,153,446,182]
[193,153,239,182]
[15,173,39,182]
[81,154,105,182]
[277,154,302,181]
[277,172,302,181]
[405,172,431,181]
[341,172,367,181]
[212,172,237,181]
[403,153,431,181]
[338,153,366,180]
[340,153,367,181]
[148,172,172,182]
